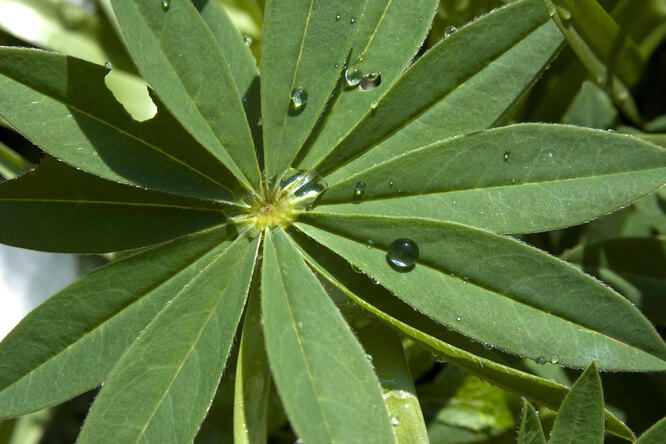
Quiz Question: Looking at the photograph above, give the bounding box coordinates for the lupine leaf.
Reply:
[78,234,259,444]
[0,225,233,418]
[518,401,547,444]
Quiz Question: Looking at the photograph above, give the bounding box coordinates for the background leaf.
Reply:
[0,225,233,418]
[518,401,546,444]
[635,416,666,444]
[261,228,396,443]
[0,158,227,253]
[78,234,259,444]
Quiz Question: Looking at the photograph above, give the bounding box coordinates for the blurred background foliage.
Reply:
[0,0,664,443]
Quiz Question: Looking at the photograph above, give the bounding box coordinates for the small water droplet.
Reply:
[243,35,253,46]
[290,88,308,112]
[550,355,559,364]
[353,181,366,200]
[360,72,382,91]
[366,353,373,362]
[351,263,363,273]
[503,150,511,161]
[444,25,457,37]
[335,13,341,21]
[345,67,363,87]
[350,17,356,24]
[535,357,547,365]
[484,343,493,350]
[511,178,517,185]
[370,101,378,110]
[391,416,400,426]
[366,240,374,249]
[104,61,112,70]
[335,62,339,68]
[161,0,170,11]
[387,238,419,271]
[357,52,366,63]
[456,316,461,321]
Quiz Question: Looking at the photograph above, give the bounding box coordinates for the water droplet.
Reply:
[503,150,511,161]
[353,182,366,200]
[161,0,170,11]
[360,72,382,91]
[294,183,323,200]
[535,357,547,365]
[243,35,253,46]
[456,316,461,321]
[391,416,400,426]
[550,355,559,364]
[351,263,363,273]
[370,101,378,110]
[290,88,308,112]
[345,67,363,87]
[357,52,366,63]
[335,62,339,68]
[350,17,356,24]
[104,61,112,70]
[297,321,303,328]
[511,178,517,185]
[335,13,341,21]
[484,343,493,350]
[366,240,374,249]
[388,180,394,187]
[444,25,457,37]
[387,239,419,271]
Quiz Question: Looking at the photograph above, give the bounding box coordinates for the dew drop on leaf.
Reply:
[335,13,341,21]
[104,61,112,70]
[444,25,457,37]
[456,316,461,321]
[161,0,170,12]
[353,181,366,200]
[391,417,400,426]
[550,355,559,364]
[360,72,382,91]
[290,88,308,111]
[345,67,363,87]
[351,263,363,273]
[503,150,511,161]
[243,35,253,46]
[535,357,547,365]
[350,16,356,24]
[366,240,374,249]
[387,239,419,271]
[484,343,493,350]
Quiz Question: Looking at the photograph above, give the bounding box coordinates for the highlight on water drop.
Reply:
[289,88,308,113]
[444,25,457,37]
[353,181,366,200]
[345,67,363,87]
[161,0,170,11]
[503,150,511,161]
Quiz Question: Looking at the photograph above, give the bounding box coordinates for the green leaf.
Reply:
[295,0,439,170]
[611,0,666,60]
[563,237,666,327]
[0,140,30,180]
[518,401,546,444]
[356,320,429,444]
[550,362,605,444]
[233,278,271,444]
[542,0,644,123]
[0,47,242,200]
[286,227,634,441]
[635,416,666,444]
[260,0,365,178]
[261,228,396,443]
[0,157,227,253]
[317,0,564,181]
[317,124,666,234]
[0,225,233,418]
[634,190,666,235]
[111,0,260,190]
[296,216,666,371]
[78,234,259,444]
[561,81,617,129]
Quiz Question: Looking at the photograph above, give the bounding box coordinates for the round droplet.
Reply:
[350,17,356,24]
[388,180,394,187]
[345,67,363,87]
[484,343,493,350]
[104,61,112,70]
[335,13,341,21]
[353,181,366,200]
[391,417,400,426]
[335,62,339,68]
[351,263,363,273]
[511,178,517,185]
[456,316,461,321]
[503,150,511,161]
[366,240,374,249]
[357,52,366,63]
[161,0,170,11]
[535,357,547,365]
[360,72,382,91]
[387,239,419,271]
[444,25,457,37]
[290,88,308,111]
[550,355,559,364]
[243,35,253,46]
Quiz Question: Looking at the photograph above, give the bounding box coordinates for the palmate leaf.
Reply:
[262,228,396,443]
[318,124,666,234]
[518,401,547,444]
[0,158,227,253]
[0,225,234,418]
[111,0,261,191]
[78,234,259,443]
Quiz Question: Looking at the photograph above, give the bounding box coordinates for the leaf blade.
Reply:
[518,401,547,444]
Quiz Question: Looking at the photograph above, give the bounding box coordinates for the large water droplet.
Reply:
[290,88,308,112]
[294,183,323,200]
[550,355,559,364]
[360,72,382,91]
[444,26,457,37]
[353,182,366,200]
[345,67,363,87]
[387,239,419,271]
[535,357,547,365]
[161,0,170,11]
[503,150,511,161]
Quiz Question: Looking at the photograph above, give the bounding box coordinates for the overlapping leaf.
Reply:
[0,158,227,253]
[78,234,259,443]
[518,401,547,444]
[0,225,234,418]
[111,0,260,190]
